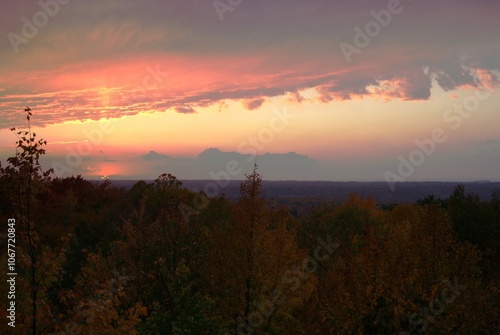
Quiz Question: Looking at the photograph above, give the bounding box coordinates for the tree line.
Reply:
[0,112,499,334]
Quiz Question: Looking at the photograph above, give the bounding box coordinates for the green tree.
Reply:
[0,108,68,335]
[103,174,217,334]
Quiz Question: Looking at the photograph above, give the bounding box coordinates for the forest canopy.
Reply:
[0,112,499,334]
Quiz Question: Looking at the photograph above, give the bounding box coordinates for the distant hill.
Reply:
[109,180,500,204]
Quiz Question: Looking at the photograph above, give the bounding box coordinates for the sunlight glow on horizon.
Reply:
[1,0,499,180]
[9,84,495,163]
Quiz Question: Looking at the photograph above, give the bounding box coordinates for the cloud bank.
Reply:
[1,0,499,128]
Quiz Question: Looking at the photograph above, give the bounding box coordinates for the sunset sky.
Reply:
[0,0,499,183]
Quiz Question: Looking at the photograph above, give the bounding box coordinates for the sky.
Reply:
[0,0,499,185]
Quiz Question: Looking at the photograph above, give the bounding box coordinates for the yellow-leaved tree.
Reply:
[206,165,314,334]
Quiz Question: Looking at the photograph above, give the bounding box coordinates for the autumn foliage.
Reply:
[0,112,499,334]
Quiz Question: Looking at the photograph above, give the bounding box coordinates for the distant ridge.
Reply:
[108,180,500,204]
